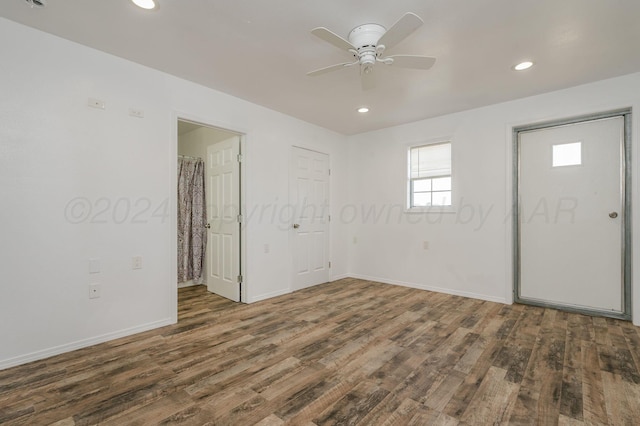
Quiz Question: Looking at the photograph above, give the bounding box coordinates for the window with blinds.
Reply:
[409,142,452,207]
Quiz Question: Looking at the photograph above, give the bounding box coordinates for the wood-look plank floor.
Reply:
[2,278,640,425]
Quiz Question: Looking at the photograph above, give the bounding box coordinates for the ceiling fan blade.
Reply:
[377,12,424,51]
[361,68,376,91]
[311,27,356,51]
[307,62,355,76]
[387,55,436,70]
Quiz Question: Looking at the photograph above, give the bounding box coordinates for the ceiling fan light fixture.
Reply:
[514,61,534,71]
[131,0,157,10]
[357,107,370,113]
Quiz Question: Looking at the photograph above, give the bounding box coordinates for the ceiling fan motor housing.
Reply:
[348,23,386,49]
[348,23,385,73]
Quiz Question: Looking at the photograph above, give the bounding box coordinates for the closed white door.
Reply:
[290,147,330,290]
[206,136,241,302]
[518,116,626,315]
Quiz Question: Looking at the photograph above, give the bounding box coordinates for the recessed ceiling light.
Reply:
[131,0,157,10]
[514,61,534,71]
[357,107,369,113]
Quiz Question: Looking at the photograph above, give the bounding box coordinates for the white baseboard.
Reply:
[0,318,175,371]
[348,274,508,305]
[247,288,291,304]
[330,273,350,281]
[246,274,507,306]
[248,277,349,302]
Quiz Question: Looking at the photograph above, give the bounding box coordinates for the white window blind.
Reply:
[410,143,451,178]
[408,142,452,208]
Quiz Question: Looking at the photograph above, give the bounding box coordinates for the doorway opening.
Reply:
[513,109,632,320]
[177,119,244,309]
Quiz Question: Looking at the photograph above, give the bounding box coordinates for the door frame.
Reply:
[171,113,247,323]
[512,108,632,320]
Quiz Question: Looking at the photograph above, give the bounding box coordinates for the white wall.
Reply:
[0,18,348,369]
[347,72,640,325]
[178,126,235,160]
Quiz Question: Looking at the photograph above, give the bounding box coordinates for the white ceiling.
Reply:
[2,0,640,135]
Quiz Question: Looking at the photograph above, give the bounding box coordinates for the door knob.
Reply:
[609,212,618,218]
[293,223,300,229]
[205,223,211,228]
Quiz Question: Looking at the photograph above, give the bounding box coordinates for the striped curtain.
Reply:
[177,157,207,283]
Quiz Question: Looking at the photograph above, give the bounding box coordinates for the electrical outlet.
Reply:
[129,108,144,118]
[353,236,358,244]
[87,98,105,109]
[132,256,142,270]
[264,244,270,254]
[423,241,429,250]
[89,283,101,299]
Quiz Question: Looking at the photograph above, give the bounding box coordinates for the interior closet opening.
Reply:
[177,119,244,314]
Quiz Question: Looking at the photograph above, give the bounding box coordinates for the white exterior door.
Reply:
[206,136,241,302]
[290,147,330,290]
[517,116,626,316]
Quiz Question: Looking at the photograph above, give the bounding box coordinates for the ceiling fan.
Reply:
[307,12,436,90]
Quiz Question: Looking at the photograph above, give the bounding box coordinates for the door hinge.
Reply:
[329,261,332,268]
[237,154,243,163]
[237,274,243,283]
[328,168,331,176]
[328,215,331,222]
[237,214,243,223]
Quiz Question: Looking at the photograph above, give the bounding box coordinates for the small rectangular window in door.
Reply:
[552,142,582,167]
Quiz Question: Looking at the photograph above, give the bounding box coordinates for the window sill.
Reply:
[404,206,456,214]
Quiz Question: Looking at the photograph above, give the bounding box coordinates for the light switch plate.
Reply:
[132,256,142,270]
[89,258,100,274]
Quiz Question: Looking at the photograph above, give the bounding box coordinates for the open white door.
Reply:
[290,147,330,290]
[206,136,241,302]
[517,115,628,317]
